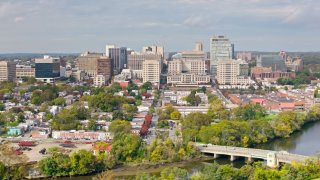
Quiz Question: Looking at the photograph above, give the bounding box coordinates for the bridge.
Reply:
[196,143,310,168]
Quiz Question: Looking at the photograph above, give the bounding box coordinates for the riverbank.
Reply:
[105,156,213,179]
[28,155,212,180]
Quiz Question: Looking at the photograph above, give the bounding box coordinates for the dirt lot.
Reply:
[12,141,93,162]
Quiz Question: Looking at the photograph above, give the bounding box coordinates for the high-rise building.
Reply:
[77,52,113,82]
[257,55,286,72]
[128,53,162,71]
[0,61,16,82]
[210,35,234,77]
[127,53,162,79]
[16,65,35,80]
[97,57,113,82]
[217,59,250,85]
[35,56,60,83]
[171,42,206,60]
[142,46,164,58]
[106,45,127,73]
[77,52,102,77]
[142,59,161,83]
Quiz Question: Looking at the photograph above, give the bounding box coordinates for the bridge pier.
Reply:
[230,155,239,161]
[267,152,279,168]
[214,154,220,159]
[246,156,253,163]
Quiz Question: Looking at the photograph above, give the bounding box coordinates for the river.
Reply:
[53,120,320,180]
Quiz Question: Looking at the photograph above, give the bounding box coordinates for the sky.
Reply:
[0,0,319,53]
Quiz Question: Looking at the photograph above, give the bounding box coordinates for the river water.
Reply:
[55,121,320,180]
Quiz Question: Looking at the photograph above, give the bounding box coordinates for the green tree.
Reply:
[111,133,144,162]
[159,167,188,180]
[0,103,5,111]
[70,150,96,175]
[109,120,132,135]
[87,119,97,131]
[53,97,65,106]
[232,104,266,120]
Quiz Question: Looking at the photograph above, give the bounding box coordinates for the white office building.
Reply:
[210,35,234,77]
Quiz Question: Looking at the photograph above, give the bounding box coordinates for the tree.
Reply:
[0,103,5,111]
[140,82,153,93]
[109,120,132,135]
[232,104,266,120]
[271,111,304,138]
[76,106,89,120]
[51,107,80,130]
[111,133,144,162]
[182,112,211,130]
[70,150,96,175]
[53,97,65,106]
[159,167,188,180]
[182,112,211,143]
[207,97,230,120]
[87,119,97,131]
[170,111,181,120]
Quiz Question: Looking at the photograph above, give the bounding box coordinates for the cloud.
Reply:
[14,16,24,23]
[0,0,320,52]
[183,15,207,26]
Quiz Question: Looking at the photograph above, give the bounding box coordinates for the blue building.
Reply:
[35,55,60,83]
[8,127,23,136]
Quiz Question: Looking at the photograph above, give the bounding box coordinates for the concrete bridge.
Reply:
[196,143,310,168]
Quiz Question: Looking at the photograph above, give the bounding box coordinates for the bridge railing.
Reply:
[196,143,310,163]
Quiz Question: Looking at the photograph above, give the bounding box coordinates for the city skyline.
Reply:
[0,0,320,53]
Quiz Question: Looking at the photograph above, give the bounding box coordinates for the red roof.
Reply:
[119,81,129,88]
[250,98,265,104]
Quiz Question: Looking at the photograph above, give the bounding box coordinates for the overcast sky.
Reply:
[0,0,319,53]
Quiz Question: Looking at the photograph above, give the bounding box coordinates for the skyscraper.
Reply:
[0,61,16,82]
[142,46,164,58]
[106,45,127,73]
[210,35,234,77]
[35,56,60,83]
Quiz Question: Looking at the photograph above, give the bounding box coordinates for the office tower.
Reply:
[35,56,60,83]
[106,45,127,73]
[97,57,113,82]
[77,52,113,82]
[16,65,35,80]
[0,61,16,82]
[257,55,286,72]
[128,53,162,71]
[217,59,250,85]
[77,52,102,77]
[210,35,234,77]
[142,46,164,57]
[142,59,161,83]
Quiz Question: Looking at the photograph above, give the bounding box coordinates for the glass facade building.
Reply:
[35,56,60,83]
[210,35,234,77]
[257,55,286,72]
